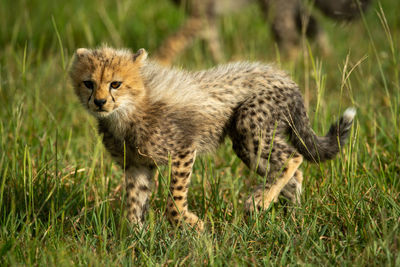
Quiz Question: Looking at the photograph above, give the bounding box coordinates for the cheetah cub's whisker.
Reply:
[69,46,355,231]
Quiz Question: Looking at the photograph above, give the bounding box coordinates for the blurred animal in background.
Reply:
[155,0,372,65]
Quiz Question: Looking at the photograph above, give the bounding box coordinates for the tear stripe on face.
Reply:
[109,87,116,102]
[87,89,94,108]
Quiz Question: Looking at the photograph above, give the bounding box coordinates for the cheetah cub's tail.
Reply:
[290,107,356,163]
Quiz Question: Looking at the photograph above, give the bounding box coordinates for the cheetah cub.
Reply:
[70,46,355,231]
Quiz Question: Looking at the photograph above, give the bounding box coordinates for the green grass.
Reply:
[0,0,399,265]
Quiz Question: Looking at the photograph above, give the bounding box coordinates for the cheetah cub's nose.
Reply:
[94,98,107,107]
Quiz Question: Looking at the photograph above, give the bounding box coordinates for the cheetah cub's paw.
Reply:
[244,192,278,213]
[168,210,204,232]
[184,211,204,232]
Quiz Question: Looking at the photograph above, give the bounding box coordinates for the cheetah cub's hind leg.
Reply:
[231,123,304,211]
[166,150,204,231]
[228,94,304,212]
[279,170,303,204]
[244,153,303,213]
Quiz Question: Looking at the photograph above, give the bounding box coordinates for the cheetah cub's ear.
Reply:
[133,48,148,64]
[75,48,90,57]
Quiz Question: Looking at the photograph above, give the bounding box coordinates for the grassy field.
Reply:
[0,0,399,265]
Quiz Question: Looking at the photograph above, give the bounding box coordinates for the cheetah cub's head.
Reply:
[69,46,147,118]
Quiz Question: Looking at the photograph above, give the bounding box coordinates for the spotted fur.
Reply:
[70,46,355,231]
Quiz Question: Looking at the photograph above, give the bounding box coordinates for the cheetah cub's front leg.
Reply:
[167,150,204,231]
[125,166,154,226]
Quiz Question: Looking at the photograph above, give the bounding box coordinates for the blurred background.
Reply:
[0,0,399,265]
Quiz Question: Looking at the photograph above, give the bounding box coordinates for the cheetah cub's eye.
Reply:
[110,81,122,89]
[83,80,94,90]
